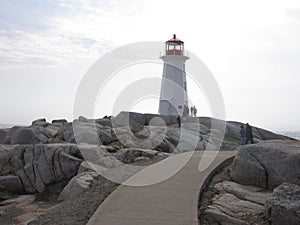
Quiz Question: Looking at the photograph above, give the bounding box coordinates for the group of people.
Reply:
[190,106,197,117]
[240,123,254,145]
[177,105,198,127]
[182,105,197,118]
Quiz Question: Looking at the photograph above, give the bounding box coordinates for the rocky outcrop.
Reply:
[113,111,146,127]
[9,127,41,144]
[52,119,68,125]
[119,148,164,163]
[112,111,178,127]
[8,125,55,145]
[204,181,272,225]
[56,121,112,145]
[32,118,49,127]
[230,140,300,190]
[198,117,291,142]
[0,129,9,144]
[266,183,300,225]
[205,194,264,225]
[95,118,112,127]
[58,172,98,201]
[113,124,209,153]
[144,113,178,125]
[202,140,300,225]
[1,114,292,149]
[0,144,82,193]
[0,175,24,193]
[55,122,74,142]
[215,181,272,205]
[1,115,295,199]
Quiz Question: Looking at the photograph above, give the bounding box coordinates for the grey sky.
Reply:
[0,0,299,131]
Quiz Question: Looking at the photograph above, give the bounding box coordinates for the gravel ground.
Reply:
[28,175,119,225]
[0,201,23,225]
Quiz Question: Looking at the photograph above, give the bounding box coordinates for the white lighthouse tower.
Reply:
[159,34,189,116]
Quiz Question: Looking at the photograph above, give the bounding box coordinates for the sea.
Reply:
[278,131,300,140]
[0,124,15,129]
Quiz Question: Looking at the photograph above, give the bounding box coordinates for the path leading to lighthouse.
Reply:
[87,151,237,225]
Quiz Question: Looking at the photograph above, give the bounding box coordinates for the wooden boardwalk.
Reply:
[87,151,237,225]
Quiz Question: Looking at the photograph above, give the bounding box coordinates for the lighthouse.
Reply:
[158,34,189,116]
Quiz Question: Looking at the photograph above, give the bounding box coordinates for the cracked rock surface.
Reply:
[200,140,300,225]
[0,144,82,193]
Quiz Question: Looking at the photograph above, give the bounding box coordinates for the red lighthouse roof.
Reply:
[166,34,184,44]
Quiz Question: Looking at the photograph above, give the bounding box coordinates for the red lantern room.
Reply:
[165,34,184,56]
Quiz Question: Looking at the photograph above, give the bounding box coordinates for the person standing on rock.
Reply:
[190,106,194,117]
[193,106,197,117]
[177,115,181,127]
[246,123,254,144]
[240,124,247,145]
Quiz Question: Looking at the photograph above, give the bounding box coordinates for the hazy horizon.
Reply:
[0,0,299,132]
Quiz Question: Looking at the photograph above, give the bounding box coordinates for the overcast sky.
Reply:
[0,0,299,131]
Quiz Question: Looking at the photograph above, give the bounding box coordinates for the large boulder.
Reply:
[45,124,61,136]
[56,122,74,142]
[58,172,98,201]
[77,144,121,170]
[206,193,265,223]
[72,126,112,145]
[204,181,272,225]
[8,125,54,145]
[78,116,89,122]
[215,181,272,206]
[95,118,112,127]
[9,127,40,144]
[0,129,9,144]
[230,140,300,190]
[144,114,177,125]
[52,119,68,125]
[204,206,249,225]
[31,118,48,127]
[120,148,159,163]
[230,147,267,189]
[56,121,112,145]
[0,175,24,193]
[0,144,82,193]
[113,125,207,152]
[0,145,13,175]
[78,161,95,174]
[31,126,53,142]
[266,183,300,225]
[113,111,146,127]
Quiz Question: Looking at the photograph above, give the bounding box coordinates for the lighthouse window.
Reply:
[168,45,174,50]
[184,82,187,91]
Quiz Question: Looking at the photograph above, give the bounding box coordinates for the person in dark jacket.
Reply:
[193,106,197,117]
[246,123,254,144]
[177,115,181,127]
[240,124,247,145]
